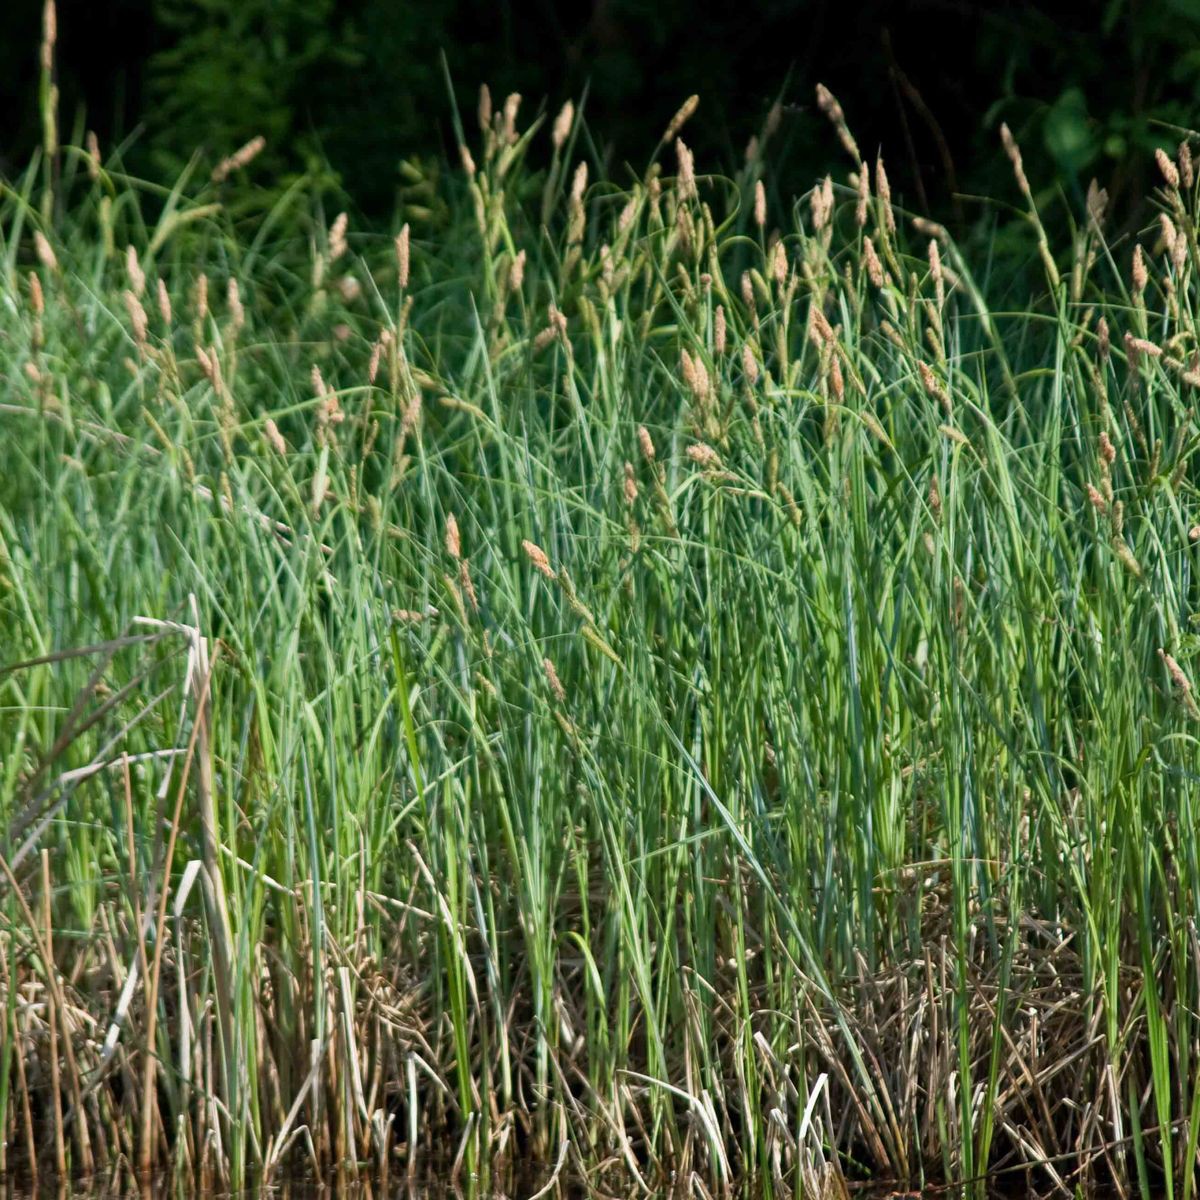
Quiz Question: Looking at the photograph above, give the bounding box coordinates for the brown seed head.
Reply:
[502,93,522,145]
[522,539,555,579]
[212,135,265,183]
[638,425,656,461]
[156,278,171,325]
[663,95,699,143]
[1127,334,1162,358]
[1132,244,1148,294]
[227,277,245,332]
[754,180,767,228]
[28,271,44,316]
[1160,213,1178,259]
[123,290,148,346]
[623,460,638,505]
[126,246,145,297]
[552,100,574,151]
[1160,648,1193,694]
[742,342,759,385]
[829,354,844,402]
[509,248,526,292]
[814,82,860,160]
[1156,148,1180,190]
[863,236,884,287]
[570,160,588,206]
[396,223,411,289]
[542,657,566,704]
[676,139,697,202]
[771,240,788,286]
[329,212,348,262]
[264,418,287,454]
[195,273,209,324]
[875,156,895,233]
[86,130,101,179]
[1085,483,1108,514]
[445,513,462,560]
[34,231,58,272]
[41,1,56,69]
[714,304,726,355]
[687,442,721,468]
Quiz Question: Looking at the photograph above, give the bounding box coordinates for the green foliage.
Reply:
[5,88,1200,1195]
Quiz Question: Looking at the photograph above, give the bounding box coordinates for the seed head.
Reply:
[156,278,171,325]
[1085,179,1108,230]
[570,161,588,206]
[1132,245,1148,294]
[663,95,699,143]
[41,0,56,70]
[396,223,411,289]
[1156,148,1180,190]
[123,289,148,347]
[754,180,767,228]
[829,354,844,402]
[227,277,245,333]
[445,513,461,560]
[1160,648,1194,695]
[477,84,493,133]
[623,460,638,505]
[687,442,721,468]
[863,236,884,287]
[1180,140,1194,189]
[1000,123,1031,196]
[875,156,895,233]
[814,83,860,160]
[212,135,265,183]
[86,130,101,179]
[771,240,788,286]
[329,212,348,262]
[34,231,57,272]
[1085,483,1108,514]
[638,425,656,461]
[714,305,726,355]
[509,248,526,292]
[552,100,574,151]
[1127,334,1162,358]
[676,139,697,202]
[856,162,870,227]
[195,273,209,324]
[264,418,287,454]
[502,93,522,145]
[542,657,566,704]
[918,361,952,412]
[742,342,759,385]
[522,539,555,579]
[1160,213,1178,259]
[1099,431,1116,465]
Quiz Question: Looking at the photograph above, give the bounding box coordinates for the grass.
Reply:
[2,81,1200,1197]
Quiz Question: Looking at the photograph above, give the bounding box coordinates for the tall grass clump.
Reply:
[4,76,1200,1198]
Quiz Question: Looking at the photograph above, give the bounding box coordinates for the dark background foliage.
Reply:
[2,0,1200,229]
